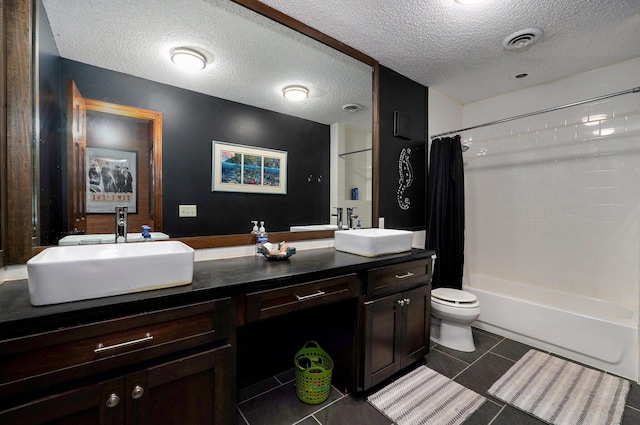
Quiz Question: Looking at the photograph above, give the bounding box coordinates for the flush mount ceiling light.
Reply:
[283,86,309,101]
[171,48,207,71]
[454,0,486,4]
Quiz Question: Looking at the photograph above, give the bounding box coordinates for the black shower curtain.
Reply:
[426,135,465,289]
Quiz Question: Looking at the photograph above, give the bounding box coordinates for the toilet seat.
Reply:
[432,288,479,308]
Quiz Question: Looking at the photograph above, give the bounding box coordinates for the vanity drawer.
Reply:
[245,274,358,322]
[0,298,232,400]
[366,259,431,298]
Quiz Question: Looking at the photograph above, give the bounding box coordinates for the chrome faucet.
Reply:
[347,207,358,229]
[332,207,343,229]
[115,206,128,243]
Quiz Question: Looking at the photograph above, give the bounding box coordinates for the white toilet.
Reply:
[430,287,480,352]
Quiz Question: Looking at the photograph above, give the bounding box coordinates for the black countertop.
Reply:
[0,248,434,339]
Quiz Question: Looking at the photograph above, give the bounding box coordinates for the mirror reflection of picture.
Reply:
[212,141,287,194]
[87,147,137,213]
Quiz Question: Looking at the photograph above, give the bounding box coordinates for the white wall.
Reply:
[461,58,640,307]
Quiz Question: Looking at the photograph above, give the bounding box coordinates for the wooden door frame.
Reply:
[83,99,163,231]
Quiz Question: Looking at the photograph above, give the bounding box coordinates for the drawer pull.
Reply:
[131,385,145,400]
[94,333,153,354]
[295,290,326,301]
[404,298,411,305]
[106,393,120,408]
[395,272,415,280]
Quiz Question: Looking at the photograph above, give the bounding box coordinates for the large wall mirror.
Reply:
[33,0,377,249]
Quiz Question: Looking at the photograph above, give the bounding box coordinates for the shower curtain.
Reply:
[426,135,465,289]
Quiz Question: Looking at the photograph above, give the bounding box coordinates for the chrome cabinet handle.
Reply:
[106,393,120,408]
[95,333,153,354]
[397,299,406,306]
[295,290,326,301]
[131,385,144,400]
[395,272,414,279]
[404,298,411,305]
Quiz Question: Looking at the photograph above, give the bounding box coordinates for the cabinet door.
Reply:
[0,378,125,425]
[127,344,234,425]
[363,294,403,389]
[399,284,431,369]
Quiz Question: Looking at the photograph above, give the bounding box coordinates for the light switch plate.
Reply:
[179,205,197,217]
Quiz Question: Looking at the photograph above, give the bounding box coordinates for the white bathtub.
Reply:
[464,274,638,381]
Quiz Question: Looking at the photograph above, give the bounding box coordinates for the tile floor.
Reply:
[237,328,640,425]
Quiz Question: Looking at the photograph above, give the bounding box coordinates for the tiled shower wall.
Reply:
[460,57,640,307]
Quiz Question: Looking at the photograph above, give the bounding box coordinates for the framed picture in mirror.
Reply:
[86,147,138,213]
[211,141,287,194]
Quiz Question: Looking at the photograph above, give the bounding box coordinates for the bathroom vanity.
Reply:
[0,247,434,424]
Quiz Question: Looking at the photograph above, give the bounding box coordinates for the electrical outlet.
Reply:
[179,205,197,217]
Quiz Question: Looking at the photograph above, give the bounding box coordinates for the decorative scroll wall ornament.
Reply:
[397,147,414,210]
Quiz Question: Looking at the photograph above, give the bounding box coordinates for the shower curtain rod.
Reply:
[430,86,640,140]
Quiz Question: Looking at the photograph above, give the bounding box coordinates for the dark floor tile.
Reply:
[236,408,249,425]
[238,382,341,425]
[454,352,515,405]
[626,380,640,410]
[434,329,502,364]
[425,348,471,379]
[489,338,532,362]
[313,394,392,425]
[238,376,281,403]
[490,405,547,425]
[275,368,296,384]
[623,406,640,425]
[461,400,502,425]
[297,418,321,425]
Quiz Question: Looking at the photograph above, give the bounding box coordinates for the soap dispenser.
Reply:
[256,221,268,256]
[251,221,259,235]
[141,225,152,241]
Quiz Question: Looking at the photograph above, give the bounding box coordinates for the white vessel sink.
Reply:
[27,241,194,306]
[334,228,413,257]
[290,224,339,232]
[58,232,170,245]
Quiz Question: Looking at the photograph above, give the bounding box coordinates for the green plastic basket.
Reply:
[294,341,334,404]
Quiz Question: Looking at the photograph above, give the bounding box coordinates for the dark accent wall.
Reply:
[377,66,427,230]
[46,60,330,239]
[37,0,63,245]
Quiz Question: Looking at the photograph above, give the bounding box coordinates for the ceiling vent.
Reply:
[502,28,543,51]
[342,103,362,112]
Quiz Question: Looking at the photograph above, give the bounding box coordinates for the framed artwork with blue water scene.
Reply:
[212,141,287,194]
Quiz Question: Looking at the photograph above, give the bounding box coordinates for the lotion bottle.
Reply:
[256,221,268,256]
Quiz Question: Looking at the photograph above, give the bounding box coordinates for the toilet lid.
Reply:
[432,288,479,308]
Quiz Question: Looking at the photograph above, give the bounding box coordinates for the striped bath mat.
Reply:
[368,365,486,425]
[488,349,630,425]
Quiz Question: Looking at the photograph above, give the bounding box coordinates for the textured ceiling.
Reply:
[42,0,640,112]
[41,0,373,130]
[260,0,640,103]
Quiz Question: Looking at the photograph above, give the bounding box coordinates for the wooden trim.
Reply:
[5,0,33,264]
[84,99,163,230]
[0,0,7,267]
[230,0,376,67]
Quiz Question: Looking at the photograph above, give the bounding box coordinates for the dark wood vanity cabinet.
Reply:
[0,298,235,425]
[361,259,432,390]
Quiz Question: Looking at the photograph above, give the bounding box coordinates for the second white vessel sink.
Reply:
[334,228,413,257]
[58,232,170,245]
[27,241,194,306]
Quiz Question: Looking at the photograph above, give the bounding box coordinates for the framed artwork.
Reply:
[211,141,287,194]
[86,147,137,213]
